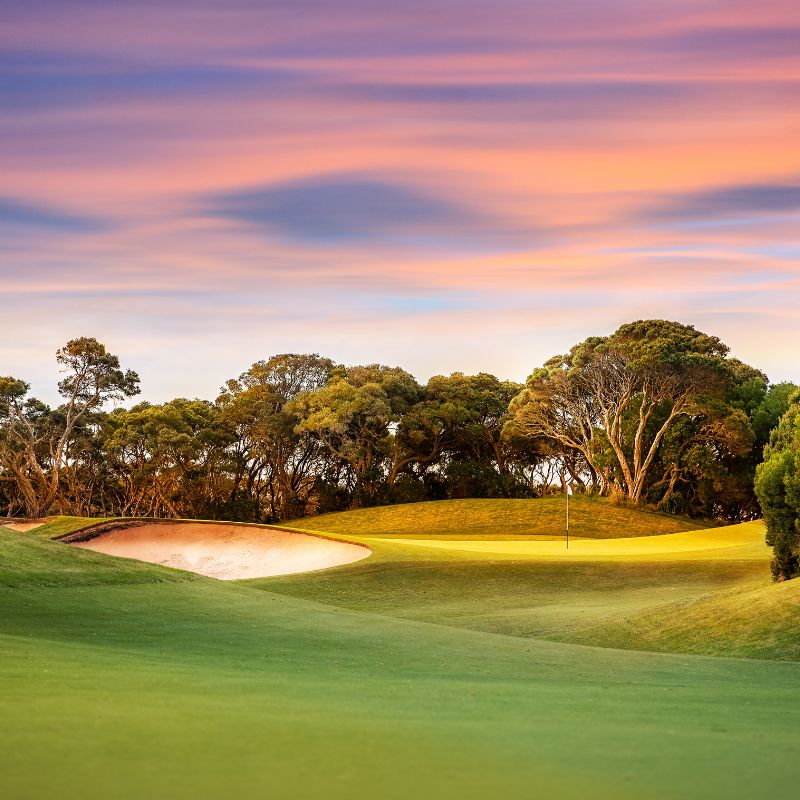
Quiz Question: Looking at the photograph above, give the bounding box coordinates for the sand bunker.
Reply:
[70,522,370,580]
[1,520,45,532]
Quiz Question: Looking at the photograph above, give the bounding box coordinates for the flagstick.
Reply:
[566,488,569,549]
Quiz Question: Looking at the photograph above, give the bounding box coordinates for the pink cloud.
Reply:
[1,1,799,399]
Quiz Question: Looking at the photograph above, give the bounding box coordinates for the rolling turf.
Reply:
[1,500,799,799]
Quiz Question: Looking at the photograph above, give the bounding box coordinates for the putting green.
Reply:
[365,520,767,561]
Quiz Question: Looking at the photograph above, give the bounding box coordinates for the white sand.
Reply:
[71,522,370,579]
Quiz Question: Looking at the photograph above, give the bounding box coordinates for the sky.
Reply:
[2,0,799,404]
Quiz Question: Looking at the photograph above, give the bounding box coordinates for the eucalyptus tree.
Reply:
[422,372,535,497]
[510,320,756,503]
[0,338,139,517]
[102,399,232,518]
[427,373,523,467]
[218,354,335,519]
[647,369,798,519]
[385,397,452,490]
[291,364,422,504]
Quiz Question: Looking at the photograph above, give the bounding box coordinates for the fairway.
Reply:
[2,499,800,799]
[275,503,798,661]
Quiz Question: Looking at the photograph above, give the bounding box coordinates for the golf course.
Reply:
[6,0,800,796]
[2,495,799,799]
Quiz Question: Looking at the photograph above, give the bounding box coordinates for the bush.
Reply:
[755,390,800,580]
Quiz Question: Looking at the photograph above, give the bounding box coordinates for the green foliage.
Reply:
[751,382,798,447]
[512,319,776,518]
[0,338,140,518]
[291,365,420,505]
[600,318,729,369]
[755,389,800,579]
[56,337,140,406]
[0,376,30,406]
[102,398,234,518]
[0,324,794,524]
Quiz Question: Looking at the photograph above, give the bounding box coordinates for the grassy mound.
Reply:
[0,523,192,588]
[1,515,106,539]
[584,572,800,660]
[291,495,711,539]
[265,520,786,661]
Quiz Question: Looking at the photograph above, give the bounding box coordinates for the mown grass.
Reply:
[365,520,768,560]
[2,501,799,798]
[0,515,102,537]
[291,495,711,539]
[265,518,795,661]
[0,525,194,588]
[2,533,800,799]
[585,574,800,660]
[261,557,763,639]
[31,515,106,538]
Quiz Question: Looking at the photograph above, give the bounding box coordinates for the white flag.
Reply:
[566,483,573,495]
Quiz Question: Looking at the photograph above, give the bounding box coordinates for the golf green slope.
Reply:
[290,495,709,539]
[274,505,795,661]
[2,502,799,799]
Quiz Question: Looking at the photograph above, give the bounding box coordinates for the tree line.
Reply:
[2,321,797,551]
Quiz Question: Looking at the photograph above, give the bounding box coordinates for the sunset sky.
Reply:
[3,0,799,403]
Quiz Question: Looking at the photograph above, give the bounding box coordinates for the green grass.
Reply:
[261,557,779,651]
[0,524,193,588]
[357,518,794,664]
[30,515,107,538]
[267,510,792,661]
[1,499,799,798]
[0,514,107,540]
[290,495,712,539]
[589,574,800,660]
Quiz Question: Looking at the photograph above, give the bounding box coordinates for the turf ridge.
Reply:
[288,495,712,539]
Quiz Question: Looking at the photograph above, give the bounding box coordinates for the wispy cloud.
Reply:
[0,197,104,232]
[642,180,800,226]
[204,174,494,244]
[0,49,299,111]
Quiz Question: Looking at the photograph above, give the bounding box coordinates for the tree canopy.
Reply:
[508,320,779,518]
[755,389,800,580]
[0,338,140,517]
